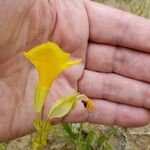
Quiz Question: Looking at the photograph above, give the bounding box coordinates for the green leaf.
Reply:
[32,131,47,150]
[76,142,86,150]
[33,119,53,132]
[97,134,108,146]
[0,143,7,150]
[32,119,53,150]
[62,123,76,140]
[85,130,94,150]
[48,93,80,120]
[103,143,113,150]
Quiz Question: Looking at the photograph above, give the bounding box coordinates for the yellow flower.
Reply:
[24,42,80,113]
[24,42,80,87]
[77,94,95,111]
[81,99,95,111]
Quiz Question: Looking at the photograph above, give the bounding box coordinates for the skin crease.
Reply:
[0,0,150,141]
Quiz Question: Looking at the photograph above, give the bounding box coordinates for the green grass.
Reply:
[48,123,117,150]
[0,143,7,150]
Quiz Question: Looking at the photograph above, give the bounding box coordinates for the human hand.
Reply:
[0,0,150,141]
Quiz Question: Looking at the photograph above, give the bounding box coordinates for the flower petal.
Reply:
[34,84,49,113]
[83,99,95,111]
[24,42,80,87]
[62,59,81,69]
[77,94,95,111]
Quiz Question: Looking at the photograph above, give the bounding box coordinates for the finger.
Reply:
[85,1,150,52]
[78,70,150,109]
[86,43,150,82]
[64,99,150,127]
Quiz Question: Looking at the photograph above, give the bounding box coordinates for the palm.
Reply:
[0,0,150,141]
[0,0,88,140]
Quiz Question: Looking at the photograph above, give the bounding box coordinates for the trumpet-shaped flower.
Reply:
[24,42,80,113]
